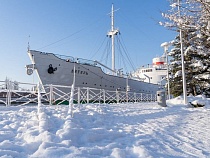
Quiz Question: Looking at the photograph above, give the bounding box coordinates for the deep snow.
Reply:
[0,96,210,158]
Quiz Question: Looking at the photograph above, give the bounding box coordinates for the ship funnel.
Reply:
[153,57,165,68]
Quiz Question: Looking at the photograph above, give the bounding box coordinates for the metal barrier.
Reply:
[0,80,39,106]
[0,80,157,106]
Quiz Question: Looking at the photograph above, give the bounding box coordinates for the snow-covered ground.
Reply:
[0,96,210,158]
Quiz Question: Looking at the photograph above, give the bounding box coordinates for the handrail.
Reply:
[0,81,157,106]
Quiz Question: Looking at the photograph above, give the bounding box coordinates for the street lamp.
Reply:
[161,42,172,100]
[178,0,188,104]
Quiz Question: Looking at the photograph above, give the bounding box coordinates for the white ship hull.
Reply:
[27,50,159,94]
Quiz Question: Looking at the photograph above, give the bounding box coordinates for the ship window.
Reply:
[82,82,84,84]
[105,85,107,87]
[94,84,96,85]
[100,85,101,86]
[86,83,87,84]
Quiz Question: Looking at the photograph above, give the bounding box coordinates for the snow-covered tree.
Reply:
[161,0,210,96]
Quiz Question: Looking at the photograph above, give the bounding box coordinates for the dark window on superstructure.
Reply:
[142,69,153,73]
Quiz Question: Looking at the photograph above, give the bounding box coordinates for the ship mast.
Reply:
[107,4,119,75]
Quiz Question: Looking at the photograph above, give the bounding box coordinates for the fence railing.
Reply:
[0,80,157,106]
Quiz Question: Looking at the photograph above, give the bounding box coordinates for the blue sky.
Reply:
[0,0,176,84]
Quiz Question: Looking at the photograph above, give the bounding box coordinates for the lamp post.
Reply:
[178,0,188,104]
[161,42,171,100]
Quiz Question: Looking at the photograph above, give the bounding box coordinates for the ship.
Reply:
[132,56,167,87]
[25,4,161,95]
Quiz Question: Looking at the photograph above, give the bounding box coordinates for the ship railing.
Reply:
[0,81,157,106]
[54,53,96,66]
[54,54,75,62]
[137,64,168,70]
[76,58,96,66]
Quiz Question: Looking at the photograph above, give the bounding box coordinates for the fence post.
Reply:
[37,82,42,114]
[116,90,119,104]
[151,94,152,102]
[134,92,136,103]
[141,93,143,102]
[87,87,89,104]
[126,91,128,103]
[78,87,80,104]
[103,89,106,104]
[49,84,53,105]
[6,80,11,107]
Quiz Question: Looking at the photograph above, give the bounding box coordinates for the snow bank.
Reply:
[0,100,210,157]
[167,95,210,108]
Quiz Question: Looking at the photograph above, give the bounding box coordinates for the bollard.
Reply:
[157,91,167,107]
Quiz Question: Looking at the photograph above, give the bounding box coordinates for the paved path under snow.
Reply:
[0,102,209,157]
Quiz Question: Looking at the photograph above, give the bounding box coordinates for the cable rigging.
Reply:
[36,15,107,51]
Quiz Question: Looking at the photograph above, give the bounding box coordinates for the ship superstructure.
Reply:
[132,56,167,86]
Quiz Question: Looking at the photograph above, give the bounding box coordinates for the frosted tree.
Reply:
[193,0,210,96]
[161,0,210,96]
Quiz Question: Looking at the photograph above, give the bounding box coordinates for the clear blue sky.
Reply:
[0,0,176,84]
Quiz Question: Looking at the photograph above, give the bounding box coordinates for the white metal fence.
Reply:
[0,80,157,106]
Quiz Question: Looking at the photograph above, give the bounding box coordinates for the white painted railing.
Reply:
[0,80,157,106]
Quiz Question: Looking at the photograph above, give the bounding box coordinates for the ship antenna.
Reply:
[107,4,119,75]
